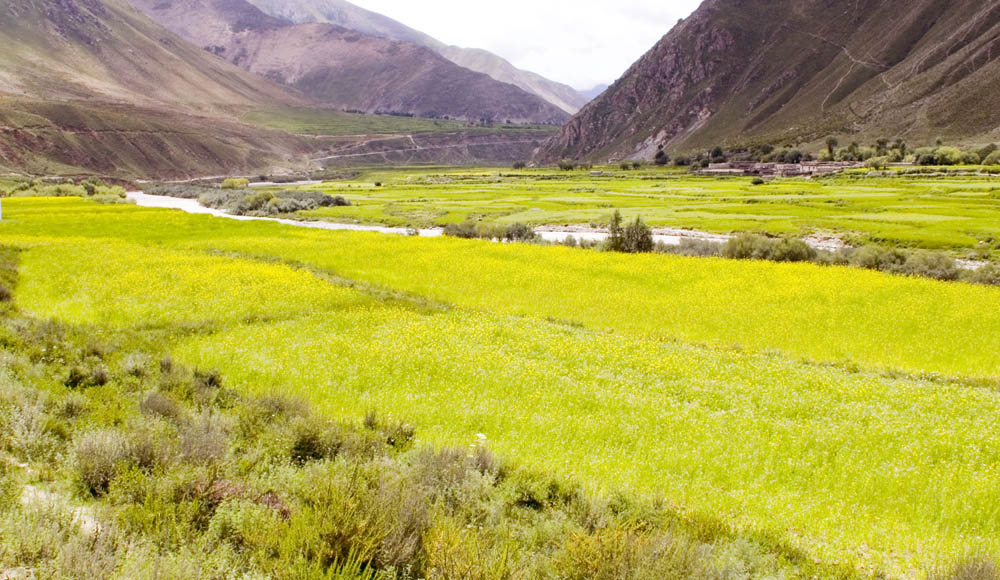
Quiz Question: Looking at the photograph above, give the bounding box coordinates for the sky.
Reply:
[351,0,702,90]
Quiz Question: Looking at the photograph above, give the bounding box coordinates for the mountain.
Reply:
[242,0,590,114]
[0,0,327,177]
[130,0,569,125]
[539,0,1000,162]
[0,0,299,114]
[580,84,609,100]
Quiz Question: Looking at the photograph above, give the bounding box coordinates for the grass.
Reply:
[281,167,1000,254]
[242,107,561,136]
[4,196,1000,576]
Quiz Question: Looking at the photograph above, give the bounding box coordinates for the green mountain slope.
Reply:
[539,0,1000,162]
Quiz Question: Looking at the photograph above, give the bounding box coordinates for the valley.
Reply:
[2,0,1000,578]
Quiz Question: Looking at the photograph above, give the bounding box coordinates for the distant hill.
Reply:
[243,0,589,114]
[539,0,1000,162]
[130,0,569,125]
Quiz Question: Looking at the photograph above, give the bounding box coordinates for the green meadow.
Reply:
[3,196,1000,577]
[292,167,1000,253]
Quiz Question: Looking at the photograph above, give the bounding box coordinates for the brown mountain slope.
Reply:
[0,0,327,177]
[539,0,1000,162]
[130,0,569,124]
[242,0,590,113]
[0,0,301,114]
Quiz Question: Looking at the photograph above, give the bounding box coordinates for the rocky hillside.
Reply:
[0,0,332,177]
[0,0,299,114]
[131,0,569,124]
[243,0,590,114]
[539,0,1000,162]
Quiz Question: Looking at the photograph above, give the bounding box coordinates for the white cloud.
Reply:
[350,0,701,89]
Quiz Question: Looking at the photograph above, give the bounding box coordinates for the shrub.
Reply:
[512,161,527,170]
[898,251,960,281]
[290,417,342,464]
[0,283,11,303]
[65,364,110,389]
[721,234,815,263]
[848,245,908,271]
[75,429,129,496]
[504,223,537,243]
[654,149,669,166]
[220,178,250,190]
[558,159,577,171]
[984,150,1000,166]
[140,392,183,422]
[961,264,1000,286]
[442,222,478,239]
[751,177,766,185]
[932,557,1000,580]
[658,238,723,257]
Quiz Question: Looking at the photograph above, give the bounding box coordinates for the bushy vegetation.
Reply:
[0,178,126,203]
[8,198,1000,574]
[0,247,818,580]
[146,184,350,216]
[442,220,537,242]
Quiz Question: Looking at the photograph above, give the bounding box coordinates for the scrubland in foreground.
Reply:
[2,197,1000,577]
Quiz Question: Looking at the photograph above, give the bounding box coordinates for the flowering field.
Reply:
[3,196,1000,576]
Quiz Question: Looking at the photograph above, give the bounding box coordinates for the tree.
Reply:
[606,211,653,253]
[607,210,626,252]
[826,137,838,159]
[654,149,669,166]
[623,215,654,253]
[894,138,907,158]
[875,138,889,156]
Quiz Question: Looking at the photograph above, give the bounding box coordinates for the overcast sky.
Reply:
[351,0,702,90]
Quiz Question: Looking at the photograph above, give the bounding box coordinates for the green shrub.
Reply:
[512,161,527,170]
[74,429,130,496]
[961,264,1000,286]
[0,283,11,303]
[504,223,537,243]
[848,245,908,271]
[558,159,577,171]
[442,222,478,239]
[985,150,1000,166]
[220,178,250,190]
[897,251,960,281]
[751,177,766,185]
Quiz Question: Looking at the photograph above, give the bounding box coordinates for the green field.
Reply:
[290,167,1000,254]
[3,196,1000,577]
[242,107,561,137]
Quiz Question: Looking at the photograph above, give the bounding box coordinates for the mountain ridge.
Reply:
[130,0,570,124]
[539,0,1000,162]
[242,0,590,114]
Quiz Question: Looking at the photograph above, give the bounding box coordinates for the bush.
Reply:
[751,177,765,185]
[220,178,250,190]
[984,150,1000,166]
[961,263,1000,286]
[848,245,907,271]
[0,283,11,303]
[658,238,723,257]
[558,159,577,171]
[512,161,527,170]
[898,251,960,281]
[504,223,537,243]
[722,234,815,262]
[442,222,479,239]
[74,429,129,496]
